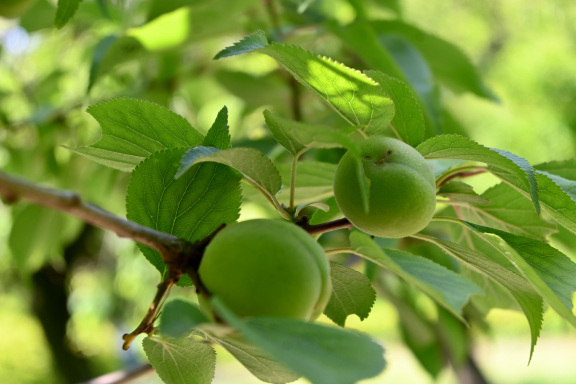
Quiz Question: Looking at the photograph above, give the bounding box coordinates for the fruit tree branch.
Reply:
[0,171,191,263]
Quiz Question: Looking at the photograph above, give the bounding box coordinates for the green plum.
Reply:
[198,219,331,320]
[333,136,436,238]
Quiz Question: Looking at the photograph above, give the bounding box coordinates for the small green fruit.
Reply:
[333,136,436,238]
[198,219,331,320]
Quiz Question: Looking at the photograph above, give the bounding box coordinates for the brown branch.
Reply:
[78,363,154,384]
[0,171,191,263]
[298,217,354,235]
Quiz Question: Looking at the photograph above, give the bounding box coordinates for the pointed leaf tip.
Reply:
[214,30,269,59]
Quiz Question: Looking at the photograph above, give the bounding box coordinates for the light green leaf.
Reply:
[364,71,425,145]
[464,223,576,327]
[277,161,337,205]
[536,159,576,181]
[177,147,284,215]
[68,98,203,171]
[437,181,491,206]
[415,234,543,359]
[143,336,216,384]
[126,148,241,284]
[350,232,482,321]
[324,261,376,327]
[417,134,539,213]
[215,335,300,384]
[211,298,386,384]
[159,300,210,338]
[263,110,359,157]
[54,0,81,29]
[459,182,556,240]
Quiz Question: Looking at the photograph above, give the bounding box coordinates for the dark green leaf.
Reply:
[126,148,241,284]
[212,298,386,384]
[213,30,269,59]
[143,336,216,384]
[54,0,82,29]
[68,98,203,171]
[417,134,540,213]
[202,106,231,150]
[159,300,210,338]
[324,261,376,327]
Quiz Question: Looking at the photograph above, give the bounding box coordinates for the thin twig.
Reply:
[298,217,353,235]
[78,363,154,384]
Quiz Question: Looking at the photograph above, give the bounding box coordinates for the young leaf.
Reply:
[143,336,216,384]
[324,261,376,327]
[263,110,359,157]
[176,147,285,216]
[464,223,576,327]
[458,182,556,240]
[415,234,543,359]
[159,300,210,338]
[417,134,539,212]
[211,298,386,384]
[54,0,81,29]
[214,335,300,384]
[350,232,482,321]
[126,148,241,283]
[364,71,425,145]
[202,106,231,150]
[277,161,337,205]
[68,98,203,171]
[213,30,269,59]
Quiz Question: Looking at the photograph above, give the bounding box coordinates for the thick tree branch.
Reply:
[0,171,191,263]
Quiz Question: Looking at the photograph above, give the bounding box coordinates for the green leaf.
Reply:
[536,159,576,181]
[214,335,300,384]
[464,223,576,327]
[458,182,556,240]
[350,232,482,321]
[260,43,395,132]
[416,234,543,359]
[497,170,576,235]
[68,98,203,171]
[159,300,210,338]
[437,181,491,205]
[324,261,376,327]
[143,336,216,384]
[126,148,241,284]
[417,134,540,213]
[54,0,82,29]
[176,147,284,215]
[277,161,336,205]
[211,298,386,384]
[214,30,269,59]
[263,110,359,157]
[364,71,425,145]
[202,106,231,149]
[371,20,497,100]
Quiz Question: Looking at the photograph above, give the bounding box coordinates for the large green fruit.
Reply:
[333,136,436,238]
[198,219,331,320]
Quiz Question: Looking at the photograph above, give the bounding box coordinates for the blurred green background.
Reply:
[1,0,575,383]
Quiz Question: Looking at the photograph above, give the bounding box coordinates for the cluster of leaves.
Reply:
[3,1,576,383]
[66,27,576,384]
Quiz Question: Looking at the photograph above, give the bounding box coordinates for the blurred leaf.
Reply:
[264,110,359,157]
[214,335,300,384]
[143,336,216,384]
[418,134,540,213]
[417,234,543,359]
[277,161,336,204]
[68,98,203,171]
[212,298,386,384]
[127,148,241,284]
[371,20,497,100]
[459,182,556,240]
[364,71,425,144]
[159,300,210,338]
[324,261,376,327]
[464,223,576,328]
[20,0,56,32]
[54,0,81,29]
[350,231,482,321]
[437,181,490,205]
[214,30,270,59]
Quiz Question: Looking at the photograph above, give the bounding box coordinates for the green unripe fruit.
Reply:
[333,136,436,238]
[198,219,331,320]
